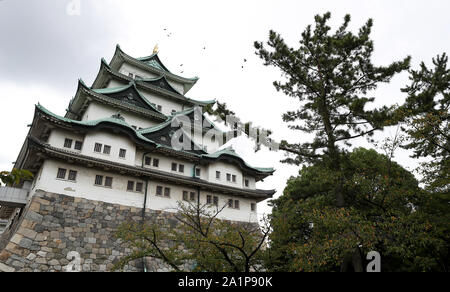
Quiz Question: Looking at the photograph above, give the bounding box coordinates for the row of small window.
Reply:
[94,143,127,158]
[56,169,256,212]
[215,171,250,187]
[57,168,78,181]
[144,157,201,177]
[64,138,83,151]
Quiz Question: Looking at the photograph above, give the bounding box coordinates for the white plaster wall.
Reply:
[207,162,244,188]
[32,159,259,222]
[119,63,159,80]
[82,102,159,129]
[82,130,136,166]
[138,90,184,116]
[47,129,85,151]
[118,63,186,95]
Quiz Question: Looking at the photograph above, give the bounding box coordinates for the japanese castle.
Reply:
[12,45,275,223]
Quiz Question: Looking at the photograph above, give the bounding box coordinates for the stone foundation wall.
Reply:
[0,190,179,272]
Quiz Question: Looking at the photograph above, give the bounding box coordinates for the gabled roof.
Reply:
[140,76,181,95]
[65,79,167,122]
[91,58,215,107]
[137,53,171,73]
[91,81,162,113]
[110,45,199,94]
[202,147,275,174]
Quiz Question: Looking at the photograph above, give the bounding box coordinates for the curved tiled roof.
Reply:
[37,104,274,176]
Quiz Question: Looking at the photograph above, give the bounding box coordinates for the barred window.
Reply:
[156,186,163,196]
[136,182,143,193]
[64,138,73,149]
[144,156,151,166]
[228,199,233,208]
[234,200,240,209]
[153,158,159,167]
[171,163,178,171]
[68,170,77,181]
[232,175,237,183]
[94,143,102,153]
[119,149,126,158]
[164,187,171,197]
[95,175,103,186]
[57,168,67,179]
[74,141,83,151]
[127,181,134,191]
[103,145,111,155]
[182,191,189,201]
[179,164,184,173]
[226,173,231,182]
[206,195,212,204]
[213,196,219,206]
[216,171,221,179]
[190,192,196,202]
[195,168,201,177]
[104,177,113,188]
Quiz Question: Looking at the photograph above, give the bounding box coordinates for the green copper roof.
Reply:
[37,104,273,175]
[91,82,163,115]
[202,147,275,173]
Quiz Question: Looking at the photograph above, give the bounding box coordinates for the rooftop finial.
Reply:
[153,44,159,54]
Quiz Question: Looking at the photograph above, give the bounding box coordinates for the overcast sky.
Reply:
[0,0,449,216]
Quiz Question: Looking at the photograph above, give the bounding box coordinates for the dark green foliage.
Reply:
[397,53,449,192]
[267,148,449,272]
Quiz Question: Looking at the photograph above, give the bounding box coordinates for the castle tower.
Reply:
[0,45,275,272]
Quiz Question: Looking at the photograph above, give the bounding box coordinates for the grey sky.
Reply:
[0,0,449,216]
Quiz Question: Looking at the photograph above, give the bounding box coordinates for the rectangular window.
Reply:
[95,175,103,186]
[195,168,201,177]
[57,168,67,179]
[64,138,73,149]
[157,105,162,111]
[68,170,77,181]
[153,159,160,167]
[103,145,111,155]
[190,192,196,202]
[232,175,236,183]
[127,181,134,191]
[234,200,240,209]
[128,73,134,78]
[226,173,231,182]
[94,143,102,153]
[182,191,189,201]
[104,177,113,188]
[206,195,212,204]
[213,196,219,206]
[156,186,163,196]
[74,141,83,151]
[245,179,250,187]
[136,182,143,193]
[228,199,234,208]
[216,171,221,180]
[164,187,171,197]
[144,156,151,166]
[119,149,126,158]
[135,75,142,80]
[171,163,178,171]
[251,203,256,212]
[179,164,184,173]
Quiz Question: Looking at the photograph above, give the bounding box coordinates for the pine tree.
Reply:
[254,12,411,207]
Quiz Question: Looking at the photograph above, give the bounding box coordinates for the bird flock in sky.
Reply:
[162,27,248,74]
